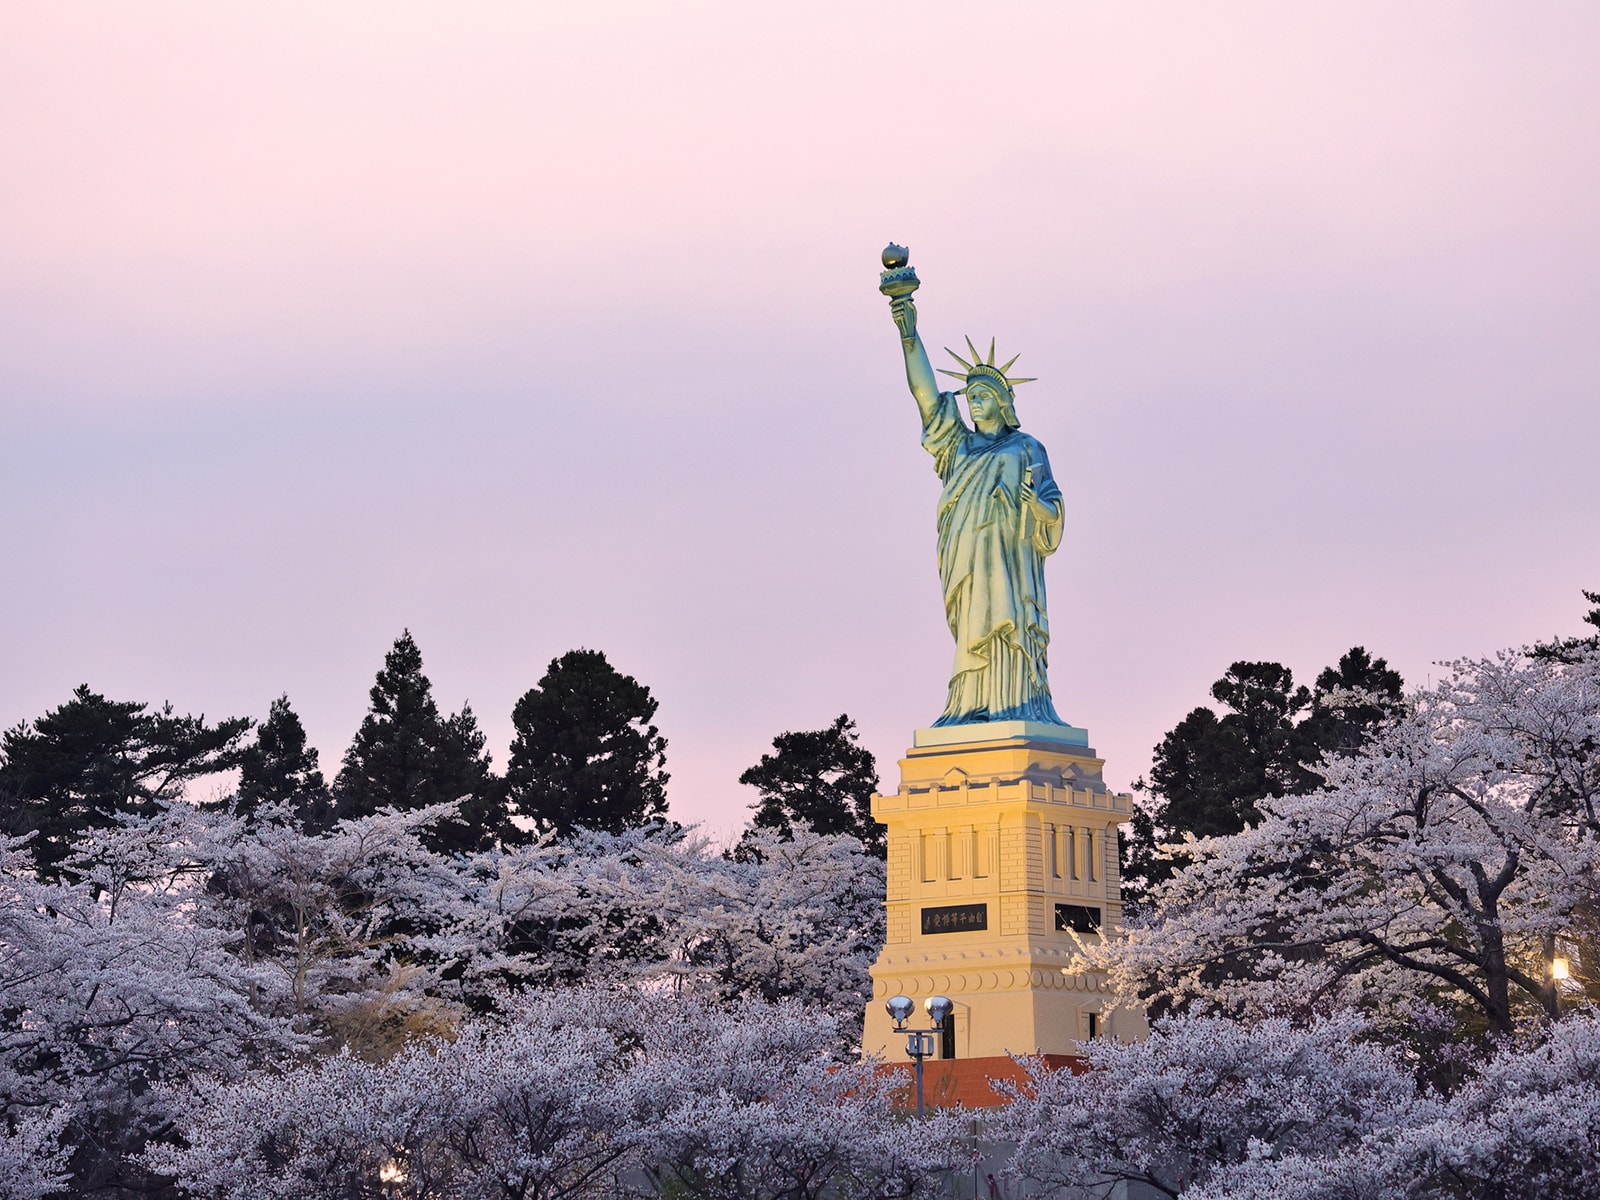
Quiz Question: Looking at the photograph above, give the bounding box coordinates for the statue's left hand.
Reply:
[1021,472,1057,523]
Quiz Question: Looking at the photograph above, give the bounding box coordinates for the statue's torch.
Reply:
[879,243,920,300]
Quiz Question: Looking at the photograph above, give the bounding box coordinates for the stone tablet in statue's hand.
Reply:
[891,296,918,340]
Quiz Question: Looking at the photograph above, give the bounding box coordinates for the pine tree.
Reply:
[504,649,669,838]
[1534,587,1600,662]
[335,631,441,818]
[335,631,505,852]
[236,695,334,829]
[430,703,503,855]
[1151,662,1312,840]
[0,685,251,876]
[1298,646,1406,761]
[738,714,884,857]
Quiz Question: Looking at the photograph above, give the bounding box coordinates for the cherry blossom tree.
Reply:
[1,796,483,1192]
[995,1011,1417,1199]
[0,821,299,1195]
[150,990,656,1200]
[446,823,884,1035]
[1092,650,1600,1040]
[632,998,957,1200]
[677,823,885,1022]
[0,1107,72,1200]
[1383,1007,1600,1200]
[152,991,957,1200]
[1187,1009,1600,1200]
[6,785,888,1193]
[198,799,468,1050]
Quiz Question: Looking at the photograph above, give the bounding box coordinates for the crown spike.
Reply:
[965,335,982,365]
[936,368,968,380]
[999,354,1020,374]
[944,347,973,371]
[987,337,996,366]
[1008,376,1037,385]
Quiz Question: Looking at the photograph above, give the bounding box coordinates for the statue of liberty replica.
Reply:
[863,246,1143,1071]
[880,244,1066,728]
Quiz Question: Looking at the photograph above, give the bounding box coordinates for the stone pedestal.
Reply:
[863,725,1146,1061]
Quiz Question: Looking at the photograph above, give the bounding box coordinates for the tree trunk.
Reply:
[1481,931,1515,1037]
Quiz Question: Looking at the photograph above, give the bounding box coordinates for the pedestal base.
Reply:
[863,730,1147,1061]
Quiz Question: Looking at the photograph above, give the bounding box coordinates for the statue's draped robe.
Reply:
[922,391,1066,726]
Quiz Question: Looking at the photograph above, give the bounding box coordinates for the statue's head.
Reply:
[939,337,1033,431]
[964,377,1019,431]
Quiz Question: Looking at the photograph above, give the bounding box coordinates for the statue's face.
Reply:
[966,383,1004,429]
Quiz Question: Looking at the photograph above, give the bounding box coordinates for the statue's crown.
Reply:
[937,337,1036,396]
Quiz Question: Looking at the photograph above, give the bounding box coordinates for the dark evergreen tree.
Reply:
[335,631,506,853]
[429,703,503,856]
[235,694,334,829]
[1298,646,1406,761]
[1185,661,1312,827]
[1535,587,1600,662]
[0,685,251,876]
[335,631,441,818]
[737,714,884,857]
[1121,647,1404,910]
[504,649,669,838]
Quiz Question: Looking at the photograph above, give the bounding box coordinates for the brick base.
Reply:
[875,1054,1084,1109]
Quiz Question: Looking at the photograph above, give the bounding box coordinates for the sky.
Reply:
[3,2,1598,838]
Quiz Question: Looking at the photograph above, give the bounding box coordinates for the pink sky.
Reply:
[3,3,1598,837]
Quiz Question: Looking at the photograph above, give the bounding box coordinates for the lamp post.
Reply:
[1544,932,1570,1019]
[884,993,953,1117]
[378,1158,406,1198]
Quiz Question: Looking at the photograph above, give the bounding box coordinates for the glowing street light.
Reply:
[378,1159,407,1196]
[884,994,953,1117]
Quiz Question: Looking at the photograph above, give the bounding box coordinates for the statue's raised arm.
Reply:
[878,243,1068,730]
[880,244,942,426]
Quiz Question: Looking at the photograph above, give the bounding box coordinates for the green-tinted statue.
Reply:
[881,245,1067,727]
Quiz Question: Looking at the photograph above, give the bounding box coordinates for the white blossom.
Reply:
[446,823,884,1034]
[994,1011,1417,1198]
[1188,1008,1600,1200]
[152,990,956,1200]
[0,822,299,1194]
[0,1106,72,1200]
[631,997,956,1200]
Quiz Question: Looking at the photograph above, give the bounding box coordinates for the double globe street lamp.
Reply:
[884,993,954,1117]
